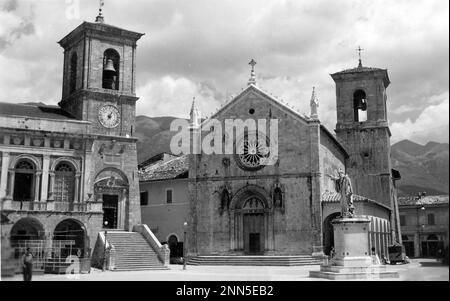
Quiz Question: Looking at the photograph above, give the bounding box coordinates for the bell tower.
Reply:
[331,56,393,209]
[56,10,145,230]
[58,12,144,137]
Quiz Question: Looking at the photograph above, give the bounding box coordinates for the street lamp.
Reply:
[103,220,108,271]
[183,221,188,270]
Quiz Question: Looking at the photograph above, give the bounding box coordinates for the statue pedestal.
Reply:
[310,216,399,280]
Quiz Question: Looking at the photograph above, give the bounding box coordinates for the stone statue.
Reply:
[328,169,355,217]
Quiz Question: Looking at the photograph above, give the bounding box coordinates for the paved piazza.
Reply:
[1,259,448,281]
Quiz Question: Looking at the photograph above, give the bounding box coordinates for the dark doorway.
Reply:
[249,233,261,254]
[243,213,264,255]
[103,195,118,229]
[323,212,340,255]
[13,173,34,202]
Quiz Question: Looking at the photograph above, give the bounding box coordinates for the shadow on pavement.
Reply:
[419,261,444,267]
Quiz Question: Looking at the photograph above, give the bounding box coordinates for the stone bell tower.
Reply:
[57,9,144,230]
[331,54,394,210]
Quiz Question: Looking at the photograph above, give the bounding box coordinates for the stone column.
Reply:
[48,172,55,201]
[0,152,10,199]
[414,232,420,257]
[34,172,41,202]
[40,155,50,203]
[7,169,15,199]
[74,173,81,203]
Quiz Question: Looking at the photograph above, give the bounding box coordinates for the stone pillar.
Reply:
[74,173,81,203]
[34,172,41,202]
[48,172,55,201]
[40,155,50,202]
[414,232,420,257]
[7,169,15,199]
[0,152,10,199]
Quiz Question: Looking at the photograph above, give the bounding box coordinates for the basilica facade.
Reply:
[0,16,143,270]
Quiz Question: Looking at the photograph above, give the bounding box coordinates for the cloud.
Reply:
[0,0,448,144]
[390,97,449,144]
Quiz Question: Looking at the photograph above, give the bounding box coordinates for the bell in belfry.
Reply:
[104,59,116,74]
[103,59,117,89]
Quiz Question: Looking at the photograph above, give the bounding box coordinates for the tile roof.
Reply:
[332,66,386,75]
[139,155,189,181]
[321,191,391,210]
[0,102,75,120]
[398,195,449,206]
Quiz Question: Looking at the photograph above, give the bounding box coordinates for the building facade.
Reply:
[139,60,401,259]
[0,16,143,270]
[399,195,449,258]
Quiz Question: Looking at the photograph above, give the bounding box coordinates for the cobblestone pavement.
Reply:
[2,258,448,281]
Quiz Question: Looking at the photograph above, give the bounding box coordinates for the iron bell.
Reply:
[104,59,116,73]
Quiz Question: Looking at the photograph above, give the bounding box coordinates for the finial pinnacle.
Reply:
[248,59,257,86]
[95,0,105,23]
[356,46,364,68]
[310,86,319,119]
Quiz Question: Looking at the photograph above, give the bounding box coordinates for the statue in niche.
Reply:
[273,186,283,208]
[221,188,230,211]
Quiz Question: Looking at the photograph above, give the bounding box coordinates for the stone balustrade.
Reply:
[1,198,102,213]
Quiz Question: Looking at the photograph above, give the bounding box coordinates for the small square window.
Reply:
[166,189,173,204]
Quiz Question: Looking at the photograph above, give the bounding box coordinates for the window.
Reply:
[102,49,120,90]
[427,213,435,225]
[353,90,367,122]
[70,52,77,93]
[54,162,75,203]
[166,189,173,204]
[140,191,148,206]
[400,215,406,226]
[13,160,35,202]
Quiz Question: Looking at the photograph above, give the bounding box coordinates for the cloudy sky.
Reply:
[0,0,448,144]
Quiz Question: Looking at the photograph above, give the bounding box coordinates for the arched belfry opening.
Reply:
[353,89,367,122]
[102,49,120,90]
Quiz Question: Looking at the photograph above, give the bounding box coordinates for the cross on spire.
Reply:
[248,59,257,86]
[356,46,364,68]
[96,0,105,23]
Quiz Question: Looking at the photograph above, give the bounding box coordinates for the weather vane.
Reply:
[356,46,364,67]
[96,0,105,23]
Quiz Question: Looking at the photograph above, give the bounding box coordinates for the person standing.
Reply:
[22,248,33,281]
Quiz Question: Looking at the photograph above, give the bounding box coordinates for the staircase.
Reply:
[105,231,168,271]
[188,255,322,266]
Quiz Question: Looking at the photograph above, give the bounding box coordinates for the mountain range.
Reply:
[136,116,449,197]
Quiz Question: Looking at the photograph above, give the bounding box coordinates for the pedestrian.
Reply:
[371,247,381,265]
[330,246,335,259]
[22,247,33,281]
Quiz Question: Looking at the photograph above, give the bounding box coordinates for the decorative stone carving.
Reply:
[32,138,43,147]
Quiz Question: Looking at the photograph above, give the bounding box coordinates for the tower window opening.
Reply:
[102,49,120,90]
[70,52,77,93]
[353,90,367,122]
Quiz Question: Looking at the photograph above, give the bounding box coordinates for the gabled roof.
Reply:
[0,102,75,120]
[203,84,311,127]
[139,155,189,182]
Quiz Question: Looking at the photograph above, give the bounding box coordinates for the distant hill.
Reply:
[135,115,182,163]
[135,116,449,197]
[391,140,449,197]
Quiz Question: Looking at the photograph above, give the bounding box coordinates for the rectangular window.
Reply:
[427,214,435,225]
[166,189,173,204]
[400,215,406,226]
[140,191,148,206]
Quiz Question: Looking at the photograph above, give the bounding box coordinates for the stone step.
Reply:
[187,255,322,266]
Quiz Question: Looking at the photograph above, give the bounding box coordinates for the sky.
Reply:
[0,0,448,144]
